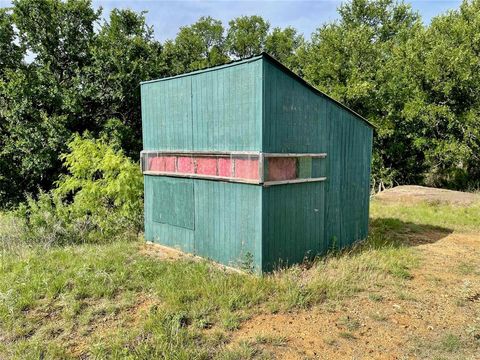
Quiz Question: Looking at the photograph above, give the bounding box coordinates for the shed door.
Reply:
[153,178,195,230]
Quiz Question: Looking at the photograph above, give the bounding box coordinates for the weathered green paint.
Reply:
[152,177,195,230]
[262,182,325,270]
[261,60,373,270]
[142,54,373,272]
[144,176,262,268]
[142,59,263,152]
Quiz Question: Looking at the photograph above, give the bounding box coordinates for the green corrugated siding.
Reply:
[323,104,372,249]
[142,76,193,151]
[194,180,262,269]
[191,61,263,151]
[144,175,262,270]
[152,177,195,230]
[262,61,327,153]
[144,176,195,253]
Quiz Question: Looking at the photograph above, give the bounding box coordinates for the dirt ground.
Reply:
[374,185,480,205]
[228,187,480,359]
[138,187,480,359]
[230,233,480,359]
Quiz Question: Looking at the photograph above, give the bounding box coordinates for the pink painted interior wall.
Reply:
[218,158,233,177]
[234,159,259,180]
[164,156,176,172]
[196,157,218,175]
[178,156,194,173]
[149,157,165,171]
[267,158,297,181]
[147,155,263,182]
[148,156,176,172]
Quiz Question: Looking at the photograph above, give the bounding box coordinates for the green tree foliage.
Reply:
[17,135,143,245]
[405,0,480,188]
[300,0,480,189]
[0,0,100,205]
[80,9,163,157]
[265,26,304,71]
[12,0,99,80]
[162,16,228,74]
[0,9,23,76]
[1,0,480,210]
[226,15,270,58]
[0,2,163,205]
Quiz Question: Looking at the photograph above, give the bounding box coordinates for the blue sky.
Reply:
[1,0,462,41]
[90,0,462,41]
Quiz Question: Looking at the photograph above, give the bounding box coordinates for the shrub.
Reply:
[16,134,143,245]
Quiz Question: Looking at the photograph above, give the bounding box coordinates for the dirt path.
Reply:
[375,185,480,205]
[231,232,480,359]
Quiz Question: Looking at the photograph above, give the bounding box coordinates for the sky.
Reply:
[1,0,462,42]
[90,0,462,42]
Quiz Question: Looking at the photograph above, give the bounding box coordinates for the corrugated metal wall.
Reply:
[262,59,372,271]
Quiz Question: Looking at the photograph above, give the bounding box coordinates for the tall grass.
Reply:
[0,204,423,358]
[3,199,476,358]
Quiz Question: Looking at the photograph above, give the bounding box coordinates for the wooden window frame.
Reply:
[140,150,327,186]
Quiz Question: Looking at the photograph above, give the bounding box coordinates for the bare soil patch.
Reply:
[231,234,480,359]
[140,241,193,261]
[375,185,480,205]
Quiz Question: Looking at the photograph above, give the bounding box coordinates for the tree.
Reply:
[265,26,304,71]
[300,0,423,186]
[80,9,164,157]
[162,16,228,75]
[400,0,480,188]
[0,0,100,206]
[0,9,23,77]
[226,15,269,58]
[12,0,99,82]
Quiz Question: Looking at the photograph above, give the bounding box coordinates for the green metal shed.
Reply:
[141,53,373,272]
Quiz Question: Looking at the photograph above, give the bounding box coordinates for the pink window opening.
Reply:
[218,158,233,177]
[148,156,176,172]
[266,157,297,181]
[195,157,217,176]
[234,158,259,180]
[144,154,260,182]
[177,156,194,173]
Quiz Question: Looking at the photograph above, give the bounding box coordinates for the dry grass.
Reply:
[1,191,479,359]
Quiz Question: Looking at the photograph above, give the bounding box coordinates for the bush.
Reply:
[16,134,143,245]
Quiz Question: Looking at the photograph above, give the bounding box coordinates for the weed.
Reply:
[216,340,259,360]
[338,316,361,331]
[324,337,338,346]
[369,293,384,302]
[370,200,480,233]
[370,312,388,322]
[3,199,478,357]
[396,290,416,301]
[440,333,461,352]
[254,333,287,346]
[339,331,356,340]
[240,252,255,273]
[457,262,478,276]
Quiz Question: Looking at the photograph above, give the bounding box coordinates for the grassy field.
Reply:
[1,196,480,359]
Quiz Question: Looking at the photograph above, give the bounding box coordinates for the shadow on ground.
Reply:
[368,217,453,247]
